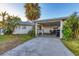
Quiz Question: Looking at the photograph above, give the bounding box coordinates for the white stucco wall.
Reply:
[43,27,52,33]
[13,25,33,34]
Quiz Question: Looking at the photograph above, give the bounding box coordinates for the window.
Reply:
[22,26,26,29]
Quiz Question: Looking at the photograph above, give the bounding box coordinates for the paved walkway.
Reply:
[1,36,74,56]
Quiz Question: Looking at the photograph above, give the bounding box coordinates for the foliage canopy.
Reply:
[24,3,40,21]
[63,12,79,40]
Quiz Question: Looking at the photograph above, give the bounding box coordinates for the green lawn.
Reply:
[0,34,33,43]
[0,34,33,54]
[62,39,79,56]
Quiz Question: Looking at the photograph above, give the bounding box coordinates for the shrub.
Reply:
[63,12,79,40]
[4,28,13,35]
[28,28,35,37]
[63,25,72,40]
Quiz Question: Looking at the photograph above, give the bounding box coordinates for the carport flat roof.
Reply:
[34,16,68,23]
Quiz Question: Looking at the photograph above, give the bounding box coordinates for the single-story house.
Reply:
[0,21,34,35]
[0,16,67,38]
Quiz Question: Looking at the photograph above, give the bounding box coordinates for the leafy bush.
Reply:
[63,12,79,40]
[28,28,35,37]
[4,28,13,35]
[63,24,72,40]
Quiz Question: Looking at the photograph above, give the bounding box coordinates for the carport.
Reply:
[35,17,67,38]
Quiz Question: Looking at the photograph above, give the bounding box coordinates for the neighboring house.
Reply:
[34,17,68,38]
[0,28,4,35]
[0,21,34,35]
[0,22,4,35]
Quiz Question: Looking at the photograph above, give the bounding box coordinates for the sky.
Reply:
[40,3,79,20]
[0,3,79,21]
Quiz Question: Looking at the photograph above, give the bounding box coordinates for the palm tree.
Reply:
[24,3,40,21]
[24,3,40,36]
[0,11,8,21]
[0,11,8,28]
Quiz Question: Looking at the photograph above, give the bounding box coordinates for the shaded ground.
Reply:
[2,36,74,56]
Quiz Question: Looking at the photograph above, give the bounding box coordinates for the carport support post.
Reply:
[60,20,63,39]
[35,23,38,37]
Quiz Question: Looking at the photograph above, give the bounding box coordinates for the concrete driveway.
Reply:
[1,36,74,56]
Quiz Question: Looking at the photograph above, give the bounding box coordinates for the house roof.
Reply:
[34,16,68,23]
[18,16,68,25]
[18,21,34,26]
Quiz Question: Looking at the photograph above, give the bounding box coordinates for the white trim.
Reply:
[35,23,38,36]
[41,26,44,35]
[60,20,63,38]
[36,20,62,24]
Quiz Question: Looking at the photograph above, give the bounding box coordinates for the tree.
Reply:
[0,21,3,28]
[0,11,8,27]
[63,12,79,39]
[24,3,40,21]
[4,15,21,34]
[24,3,41,36]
